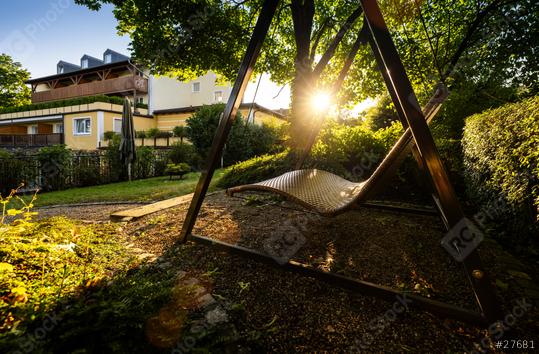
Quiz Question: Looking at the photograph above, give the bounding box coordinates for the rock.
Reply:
[198,293,217,308]
[157,261,171,269]
[326,325,336,333]
[205,307,229,325]
[176,271,188,280]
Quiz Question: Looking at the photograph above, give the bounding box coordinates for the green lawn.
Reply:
[31,170,224,207]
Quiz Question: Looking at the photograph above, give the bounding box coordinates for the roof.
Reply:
[153,103,288,119]
[26,60,133,84]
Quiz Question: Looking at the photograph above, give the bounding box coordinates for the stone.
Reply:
[205,307,229,325]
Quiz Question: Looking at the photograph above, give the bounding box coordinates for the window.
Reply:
[28,125,38,135]
[58,66,64,74]
[73,118,91,135]
[81,59,88,69]
[214,91,223,102]
[104,53,112,64]
[192,82,200,93]
[53,123,63,134]
[113,118,122,133]
[137,97,144,104]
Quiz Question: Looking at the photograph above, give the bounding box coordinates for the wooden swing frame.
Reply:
[178,0,502,325]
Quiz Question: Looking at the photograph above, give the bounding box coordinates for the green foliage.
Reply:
[167,142,200,168]
[307,120,399,180]
[172,125,187,141]
[187,104,284,166]
[0,194,135,350]
[135,130,146,139]
[133,146,156,179]
[146,128,159,138]
[462,96,539,246]
[36,145,72,191]
[363,95,398,131]
[164,163,191,179]
[0,150,37,195]
[103,131,118,141]
[0,54,31,109]
[217,150,293,189]
[0,94,147,114]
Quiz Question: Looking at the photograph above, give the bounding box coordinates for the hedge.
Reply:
[462,96,538,246]
[0,95,148,114]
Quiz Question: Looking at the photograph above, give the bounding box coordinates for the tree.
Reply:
[172,125,188,143]
[0,54,31,109]
[75,0,537,143]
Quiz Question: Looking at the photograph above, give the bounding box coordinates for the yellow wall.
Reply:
[101,111,156,133]
[64,112,98,150]
[154,113,191,131]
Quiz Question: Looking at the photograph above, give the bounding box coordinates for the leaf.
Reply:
[0,262,14,273]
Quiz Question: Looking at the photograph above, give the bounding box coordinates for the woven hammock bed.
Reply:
[227,85,447,216]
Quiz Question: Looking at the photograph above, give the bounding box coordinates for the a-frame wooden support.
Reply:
[179,0,502,325]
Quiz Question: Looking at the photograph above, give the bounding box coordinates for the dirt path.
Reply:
[117,191,538,353]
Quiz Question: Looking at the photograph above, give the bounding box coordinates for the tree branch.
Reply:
[310,18,330,62]
[311,6,363,81]
[442,0,516,80]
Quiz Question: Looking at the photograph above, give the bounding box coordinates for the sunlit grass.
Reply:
[27,170,224,207]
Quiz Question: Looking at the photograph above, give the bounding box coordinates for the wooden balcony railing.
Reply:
[0,133,64,147]
[32,76,148,103]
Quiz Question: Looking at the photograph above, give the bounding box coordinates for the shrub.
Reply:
[462,96,539,247]
[186,104,285,166]
[164,163,191,179]
[363,95,398,130]
[133,146,156,179]
[217,150,293,189]
[103,131,118,141]
[168,142,199,166]
[155,130,173,138]
[172,126,188,142]
[135,130,147,139]
[146,128,160,138]
[36,145,72,191]
[0,150,37,195]
[71,153,101,187]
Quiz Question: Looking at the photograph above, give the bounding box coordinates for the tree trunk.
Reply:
[289,0,315,152]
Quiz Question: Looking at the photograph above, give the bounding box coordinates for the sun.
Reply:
[311,91,332,111]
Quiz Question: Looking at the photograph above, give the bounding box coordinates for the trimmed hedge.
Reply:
[462,96,539,245]
[0,95,148,114]
[216,150,293,189]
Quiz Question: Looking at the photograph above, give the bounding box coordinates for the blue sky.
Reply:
[0,0,291,109]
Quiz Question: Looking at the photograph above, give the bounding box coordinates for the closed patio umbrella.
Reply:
[119,97,136,181]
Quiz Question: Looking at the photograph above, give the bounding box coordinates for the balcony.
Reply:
[32,76,148,103]
[0,133,64,147]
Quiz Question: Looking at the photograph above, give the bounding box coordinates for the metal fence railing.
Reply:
[0,149,170,195]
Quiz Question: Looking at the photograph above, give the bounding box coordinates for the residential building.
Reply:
[0,49,287,150]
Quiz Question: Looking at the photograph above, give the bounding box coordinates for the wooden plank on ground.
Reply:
[110,193,194,222]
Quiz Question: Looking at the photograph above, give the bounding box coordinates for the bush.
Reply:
[462,96,539,247]
[186,104,285,166]
[103,131,118,141]
[172,126,188,141]
[164,163,191,179]
[146,128,160,138]
[133,146,156,179]
[0,149,37,195]
[135,130,147,139]
[36,145,72,191]
[217,150,293,189]
[0,95,148,114]
[168,142,200,166]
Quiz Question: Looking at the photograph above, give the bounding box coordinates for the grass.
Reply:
[30,170,224,207]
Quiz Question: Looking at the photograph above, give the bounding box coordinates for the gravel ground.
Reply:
[36,203,146,222]
[116,191,538,353]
